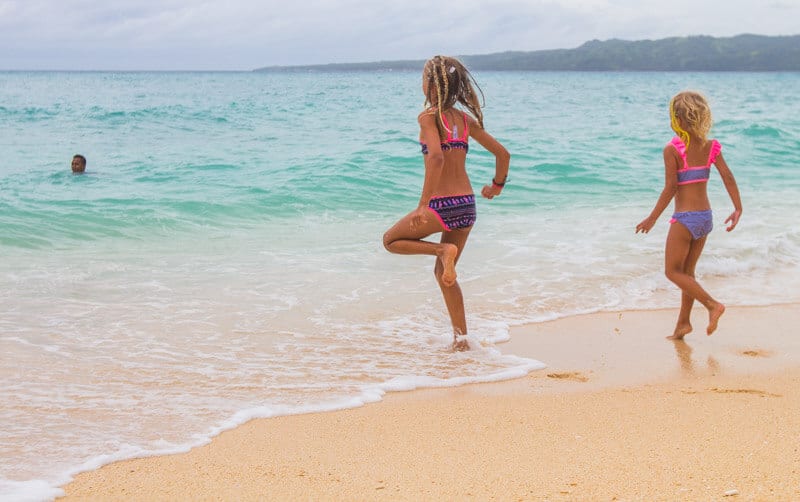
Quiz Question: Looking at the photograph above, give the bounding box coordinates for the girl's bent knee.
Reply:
[382,232,394,251]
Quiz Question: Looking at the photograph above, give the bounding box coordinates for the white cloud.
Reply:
[0,0,796,70]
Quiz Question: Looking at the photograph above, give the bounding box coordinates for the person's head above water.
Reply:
[71,154,86,174]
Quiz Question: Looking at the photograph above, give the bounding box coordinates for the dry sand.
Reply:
[59,304,800,501]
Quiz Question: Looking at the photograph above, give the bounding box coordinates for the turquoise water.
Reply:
[1,71,799,500]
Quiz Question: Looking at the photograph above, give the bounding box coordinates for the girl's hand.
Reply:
[410,206,428,230]
[636,216,656,234]
[481,183,502,199]
[725,209,741,232]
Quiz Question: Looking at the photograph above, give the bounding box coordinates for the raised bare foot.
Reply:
[667,323,693,340]
[438,243,458,287]
[707,303,726,335]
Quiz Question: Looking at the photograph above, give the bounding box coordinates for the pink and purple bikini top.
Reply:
[670,136,721,185]
[420,112,469,155]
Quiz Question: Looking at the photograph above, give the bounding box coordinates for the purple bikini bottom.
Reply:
[670,209,713,240]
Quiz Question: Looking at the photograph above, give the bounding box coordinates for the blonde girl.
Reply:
[636,91,743,338]
[383,55,510,351]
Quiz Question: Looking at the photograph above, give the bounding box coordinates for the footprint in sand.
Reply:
[740,349,771,358]
[709,388,782,398]
[547,372,589,383]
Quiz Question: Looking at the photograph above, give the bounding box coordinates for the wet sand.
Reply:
[59,304,800,501]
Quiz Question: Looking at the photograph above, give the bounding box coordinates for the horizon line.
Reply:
[3,32,797,73]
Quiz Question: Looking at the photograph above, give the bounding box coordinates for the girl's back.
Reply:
[671,136,719,212]
[420,108,473,196]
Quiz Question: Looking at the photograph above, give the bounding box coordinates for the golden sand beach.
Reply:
[60,305,800,501]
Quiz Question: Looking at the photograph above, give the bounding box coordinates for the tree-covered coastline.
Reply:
[255,34,800,72]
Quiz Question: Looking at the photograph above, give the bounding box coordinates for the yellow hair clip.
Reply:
[670,102,691,147]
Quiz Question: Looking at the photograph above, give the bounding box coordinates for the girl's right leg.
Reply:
[664,223,725,336]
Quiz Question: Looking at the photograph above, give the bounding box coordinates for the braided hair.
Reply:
[423,55,485,140]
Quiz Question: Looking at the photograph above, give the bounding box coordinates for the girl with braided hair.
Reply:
[636,91,743,339]
[383,55,509,351]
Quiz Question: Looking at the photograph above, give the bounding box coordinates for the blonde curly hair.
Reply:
[670,91,713,148]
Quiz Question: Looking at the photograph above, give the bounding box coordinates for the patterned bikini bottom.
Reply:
[427,194,476,231]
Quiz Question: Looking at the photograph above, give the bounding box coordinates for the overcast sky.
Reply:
[0,0,797,70]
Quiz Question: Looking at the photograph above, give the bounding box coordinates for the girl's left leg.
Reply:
[664,223,725,336]
[434,227,472,350]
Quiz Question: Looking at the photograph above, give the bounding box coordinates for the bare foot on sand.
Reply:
[707,303,725,335]
[452,333,470,352]
[438,244,458,287]
[667,322,693,340]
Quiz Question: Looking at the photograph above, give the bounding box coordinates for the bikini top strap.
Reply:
[440,112,452,138]
[440,110,469,141]
[669,136,688,168]
[707,139,722,165]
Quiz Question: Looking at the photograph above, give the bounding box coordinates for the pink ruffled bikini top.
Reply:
[670,136,721,185]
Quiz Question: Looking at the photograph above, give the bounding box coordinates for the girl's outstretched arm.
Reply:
[468,117,510,199]
[713,152,743,231]
[636,145,679,233]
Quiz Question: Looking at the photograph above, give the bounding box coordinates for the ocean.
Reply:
[1,70,798,501]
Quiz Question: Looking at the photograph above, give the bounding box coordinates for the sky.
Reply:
[0,0,797,70]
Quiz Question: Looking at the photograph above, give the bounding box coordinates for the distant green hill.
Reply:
[255,34,800,72]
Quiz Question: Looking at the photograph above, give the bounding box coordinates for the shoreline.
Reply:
[497,303,800,392]
[58,304,800,501]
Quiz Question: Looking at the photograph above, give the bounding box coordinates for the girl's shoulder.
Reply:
[463,112,481,129]
[666,136,686,152]
[708,138,722,161]
[417,108,437,125]
[418,107,439,118]
[662,142,682,162]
